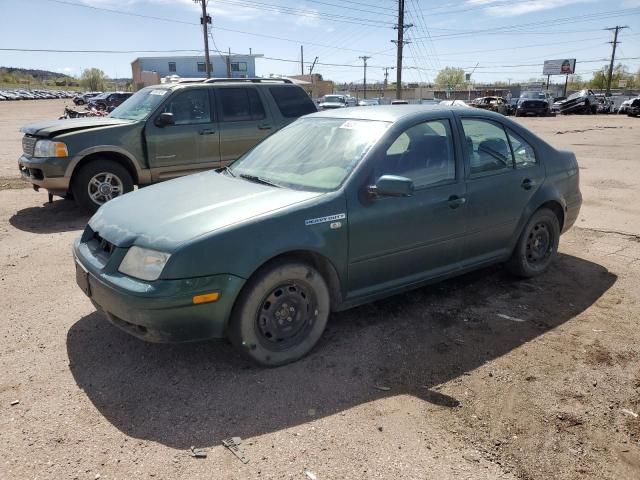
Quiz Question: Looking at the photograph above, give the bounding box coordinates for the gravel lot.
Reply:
[1,99,639,479]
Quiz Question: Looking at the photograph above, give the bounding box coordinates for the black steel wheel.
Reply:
[228,261,330,366]
[507,208,560,278]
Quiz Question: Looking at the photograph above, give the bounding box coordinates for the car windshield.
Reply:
[229,117,390,192]
[567,90,587,101]
[109,87,169,121]
[323,96,345,103]
[521,92,546,100]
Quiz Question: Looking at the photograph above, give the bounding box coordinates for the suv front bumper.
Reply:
[18,154,70,194]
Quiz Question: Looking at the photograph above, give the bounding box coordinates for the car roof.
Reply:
[307,104,506,123]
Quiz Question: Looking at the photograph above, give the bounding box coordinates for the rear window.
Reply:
[269,86,317,118]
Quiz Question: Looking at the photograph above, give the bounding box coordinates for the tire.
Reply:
[506,208,560,278]
[228,261,330,367]
[76,99,85,105]
[72,159,134,214]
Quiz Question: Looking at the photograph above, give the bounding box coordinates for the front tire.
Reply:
[228,261,330,367]
[507,208,560,278]
[72,159,133,213]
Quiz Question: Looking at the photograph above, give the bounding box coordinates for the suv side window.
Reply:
[507,129,537,168]
[461,118,514,176]
[161,89,211,125]
[382,119,455,188]
[269,86,317,118]
[220,87,265,121]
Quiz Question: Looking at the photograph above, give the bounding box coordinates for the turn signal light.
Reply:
[192,292,220,304]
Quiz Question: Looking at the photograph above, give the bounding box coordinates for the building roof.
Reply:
[131,54,263,64]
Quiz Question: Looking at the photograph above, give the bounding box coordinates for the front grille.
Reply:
[522,101,546,108]
[22,135,37,156]
[87,231,116,263]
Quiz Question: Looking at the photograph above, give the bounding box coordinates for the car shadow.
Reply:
[9,199,89,234]
[66,253,616,449]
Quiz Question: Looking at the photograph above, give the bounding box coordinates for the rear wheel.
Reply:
[507,208,560,278]
[228,261,330,367]
[72,159,133,213]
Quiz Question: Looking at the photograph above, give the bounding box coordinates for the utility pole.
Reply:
[227,47,232,78]
[391,0,412,100]
[309,56,318,75]
[605,26,628,94]
[359,56,371,99]
[382,66,394,90]
[300,45,304,76]
[194,0,212,78]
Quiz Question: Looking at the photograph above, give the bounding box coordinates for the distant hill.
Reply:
[0,66,78,87]
[0,67,73,80]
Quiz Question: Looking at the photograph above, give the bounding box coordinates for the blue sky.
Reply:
[1,0,639,85]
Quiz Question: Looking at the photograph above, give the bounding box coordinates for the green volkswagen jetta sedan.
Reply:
[74,106,581,366]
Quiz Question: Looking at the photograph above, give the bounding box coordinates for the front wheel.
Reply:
[72,159,134,213]
[506,208,560,278]
[228,261,330,367]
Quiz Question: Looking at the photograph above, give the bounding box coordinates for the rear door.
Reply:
[216,86,275,165]
[146,87,221,181]
[456,115,545,264]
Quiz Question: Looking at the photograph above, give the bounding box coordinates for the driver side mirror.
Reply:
[154,112,175,128]
[368,175,414,198]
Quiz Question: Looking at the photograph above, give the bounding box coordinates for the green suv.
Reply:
[18,78,316,212]
[74,106,581,366]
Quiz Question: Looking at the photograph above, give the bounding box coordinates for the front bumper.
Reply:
[517,106,549,116]
[18,154,70,193]
[74,240,246,343]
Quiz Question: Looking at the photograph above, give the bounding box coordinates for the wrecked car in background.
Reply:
[627,98,640,117]
[471,96,509,115]
[555,89,598,115]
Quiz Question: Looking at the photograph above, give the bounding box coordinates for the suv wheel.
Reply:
[507,208,560,278]
[228,261,330,367]
[72,159,133,213]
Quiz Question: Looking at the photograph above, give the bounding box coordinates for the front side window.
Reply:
[161,89,211,125]
[507,129,537,168]
[461,118,514,176]
[220,88,265,121]
[229,118,389,191]
[382,119,455,188]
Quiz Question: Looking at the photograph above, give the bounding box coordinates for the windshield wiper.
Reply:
[238,173,281,188]
[220,166,235,177]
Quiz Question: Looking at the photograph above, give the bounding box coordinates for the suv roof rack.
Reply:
[203,77,292,84]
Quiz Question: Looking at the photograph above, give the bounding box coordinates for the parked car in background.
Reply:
[594,94,614,114]
[471,96,509,115]
[627,98,640,117]
[358,98,380,106]
[89,92,133,111]
[319,94,348,110]
[19,78,317,212]
[73,92,102,105]
[391,99,409,105]
[439,99,469,107]
[551,96,566,114]
[555,89,598,115]
[516,95,551,117]
[618,97,639,114]
[73,105,581,366]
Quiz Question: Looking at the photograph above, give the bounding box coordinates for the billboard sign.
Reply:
[542,59,576,75]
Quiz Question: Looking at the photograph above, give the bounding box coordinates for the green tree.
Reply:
[435,66,466,91]
[81,68,107,91]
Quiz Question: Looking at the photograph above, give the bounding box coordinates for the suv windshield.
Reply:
[323,95,345,103]
[229,117,389,191]
[521,92,546,100]
[109,87,170,121]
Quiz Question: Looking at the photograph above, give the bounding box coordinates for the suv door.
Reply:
[347,117,467,297]
[215,86,274,165]
[457,115,545,263]
[146,87,221,181]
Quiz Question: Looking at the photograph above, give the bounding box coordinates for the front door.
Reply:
[457,116,545,263]
[347,117,467,298]
[146,88,220,181]
[216,86,275,165]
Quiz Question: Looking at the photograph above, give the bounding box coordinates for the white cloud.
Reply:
[465,0,595,17]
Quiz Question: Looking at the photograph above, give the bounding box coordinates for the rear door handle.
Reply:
[258,124,273,130]
[448,195,466,209]
[199,128,216,135]
[521,178,536,190]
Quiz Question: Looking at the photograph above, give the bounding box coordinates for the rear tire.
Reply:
[507,208,560,278]
[228,261,330,367]
[72,159,133,214]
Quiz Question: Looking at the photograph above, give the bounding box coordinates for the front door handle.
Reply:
[448,195,466,209]
[258,124,273,130]
[521,178,536,190]
[199,128,216,135]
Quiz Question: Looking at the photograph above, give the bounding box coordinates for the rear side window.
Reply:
[269,86,317,118]
[507,129,537,168]
[461,118,514,176]
[220,87,265,121]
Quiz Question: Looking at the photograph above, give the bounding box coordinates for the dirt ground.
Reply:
[1,100,639,480]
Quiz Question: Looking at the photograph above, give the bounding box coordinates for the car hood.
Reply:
[21,117,134,137]
[89,171,323,252]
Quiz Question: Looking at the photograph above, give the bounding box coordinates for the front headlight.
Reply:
[118,246,171,281]
[33,140,68,158]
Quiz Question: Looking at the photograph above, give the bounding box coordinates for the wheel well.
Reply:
[71,152,138,186]
[539,200,564,230]
[252,251,343,311]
